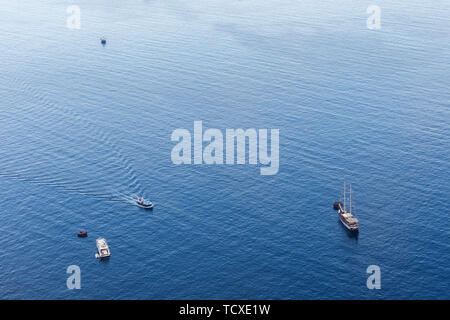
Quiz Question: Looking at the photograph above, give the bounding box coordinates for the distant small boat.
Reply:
[101,37,106,44]
[77,230,88,237]
[95,238,110,258]
[137,197,153,209]
[333,201,342,210]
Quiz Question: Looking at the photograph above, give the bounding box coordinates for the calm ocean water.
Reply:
[0,0,449,299]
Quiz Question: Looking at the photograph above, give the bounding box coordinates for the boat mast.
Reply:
[343,180,346,212]
[350,184,352,214]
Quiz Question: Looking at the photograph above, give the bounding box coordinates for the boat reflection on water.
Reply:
[340,221,359,239]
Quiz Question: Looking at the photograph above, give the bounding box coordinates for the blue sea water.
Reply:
[0,0,449,299]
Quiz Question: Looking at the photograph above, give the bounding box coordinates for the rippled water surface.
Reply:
[0,0,449,299]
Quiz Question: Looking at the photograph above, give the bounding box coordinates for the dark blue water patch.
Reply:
[0,0,449,299]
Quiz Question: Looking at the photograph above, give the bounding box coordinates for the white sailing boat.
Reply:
[335,180,359,232]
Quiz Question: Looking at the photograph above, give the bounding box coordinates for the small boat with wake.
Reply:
[137,197,154,209]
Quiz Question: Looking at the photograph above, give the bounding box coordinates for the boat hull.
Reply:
[137,202,153,209]
[339,213,359,232]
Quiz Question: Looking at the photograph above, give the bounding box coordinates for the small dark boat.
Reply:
[333,201,343,210]
[77,230,88,237]
[101,37,106,44]
[137,197,153,209]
